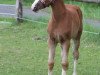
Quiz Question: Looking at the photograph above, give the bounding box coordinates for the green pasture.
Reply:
[0,18,100,75]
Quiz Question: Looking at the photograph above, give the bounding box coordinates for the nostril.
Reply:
[34,7,37,10]
[32,7,38,12]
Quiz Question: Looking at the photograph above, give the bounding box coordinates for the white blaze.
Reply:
[31,0,39,10]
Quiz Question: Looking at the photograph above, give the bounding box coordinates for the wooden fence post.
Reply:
[16,0,23,23]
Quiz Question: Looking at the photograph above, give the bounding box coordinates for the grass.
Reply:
[0,18,100,75]
[0,0,32,6]
[0,0,15,4]
[0,18,48,75]
[65,1,100,19]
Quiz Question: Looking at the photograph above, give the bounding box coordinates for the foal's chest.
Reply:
[48,25,71,42]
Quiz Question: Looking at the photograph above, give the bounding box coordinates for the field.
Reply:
[0,18,100,75]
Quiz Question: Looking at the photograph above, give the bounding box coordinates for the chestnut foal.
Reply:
[31,0,83,75]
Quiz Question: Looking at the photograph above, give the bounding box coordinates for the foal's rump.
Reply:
[65,4,83,39]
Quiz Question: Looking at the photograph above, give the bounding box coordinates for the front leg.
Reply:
[48,38,57,75]
[61,40,70,75]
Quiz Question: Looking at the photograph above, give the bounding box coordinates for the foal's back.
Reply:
[65,4,83,39]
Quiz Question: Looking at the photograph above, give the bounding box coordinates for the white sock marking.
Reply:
[73,60,77,75]
[31,0,39,10]
[62,69,66,75]
[48,70,53,75]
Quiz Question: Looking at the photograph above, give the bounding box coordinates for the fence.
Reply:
[16,0,23,22]
[0,0,23,22]
[0,0,50,23]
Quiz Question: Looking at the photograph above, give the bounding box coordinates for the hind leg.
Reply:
[72,39,80,75]
[72,26,82,75]
[48,38,57,75]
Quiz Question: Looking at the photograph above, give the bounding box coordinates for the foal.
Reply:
[31,0,83,75]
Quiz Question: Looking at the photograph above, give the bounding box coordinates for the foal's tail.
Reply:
[76,6,83,38]
[76,6,83,25]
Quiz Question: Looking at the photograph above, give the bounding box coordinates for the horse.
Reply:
[31,0,83,75]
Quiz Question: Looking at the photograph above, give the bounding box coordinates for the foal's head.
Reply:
[31,0,55,12]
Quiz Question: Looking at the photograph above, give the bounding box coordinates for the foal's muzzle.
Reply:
[32,0,52,12]
[32,1,46,12]
[32,7,38,12]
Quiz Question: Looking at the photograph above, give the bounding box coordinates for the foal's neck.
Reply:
[51,0,66,20]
